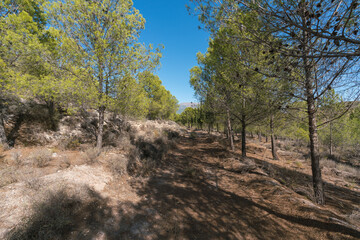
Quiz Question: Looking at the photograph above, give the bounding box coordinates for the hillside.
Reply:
[177,102,199,114]
[0,118,359,239]
[2,1,360,239]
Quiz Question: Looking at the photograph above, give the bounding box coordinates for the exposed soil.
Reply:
[113,130,360,239]
[1,129,359,239]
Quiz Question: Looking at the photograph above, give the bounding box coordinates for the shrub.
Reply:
[294,161,303,169]
[167,130,180,140]
[11,151,22,166]
[103,130,122,148]
[205,135,216,143]
[127,137,169,177]
[84,147,100,164]
[0,167,18,187]
[284,144,292,151]
[65,137,81,150]
[327,153,341,162]
[30,149,52,168]
[189,132,197,139]
[60,156,71,169]
[127,146,156,177]
[107,154,128,176]
[117,134,132,151]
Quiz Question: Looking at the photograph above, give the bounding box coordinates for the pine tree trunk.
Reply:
[96,106,105,149]
[0,98,8,147]
[226,108,234,151]
[258,132,262,142]
[0,113,7,147]
[241,114,246,157]
[329,122,333,156]
[7,113,25,147]
[224,122,228,138]
[48,100,58,131]
[270,115,279,160]
[305,61,324,205]
[307,98,324,204]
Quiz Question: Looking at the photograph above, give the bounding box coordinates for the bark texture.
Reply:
[270,115,279,160]
[241,114,246,157]
[226,109,234,151]
[96,106,105,149]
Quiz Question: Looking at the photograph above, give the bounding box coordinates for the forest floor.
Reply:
[0,128,359,239]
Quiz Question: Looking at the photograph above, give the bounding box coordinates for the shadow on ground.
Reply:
[6,131,360,240]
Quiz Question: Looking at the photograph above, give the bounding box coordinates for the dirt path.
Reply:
[115,131,360,239]
[3,130,359,239]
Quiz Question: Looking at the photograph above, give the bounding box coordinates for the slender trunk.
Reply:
[96,106,105,149]
[8,114,25,147]
[270,115,279,160]
[329,122,333,156]
[97,57,105,150]
[258,132,262,142]
[208,123,211,134]
[48,100,58,131]
[241,114,246,157]
[226,108,234,151]
[216,123,219,132]
[307,98,324,204]
[304,59,324,205]
[0,113,7,147]
[266,135,268,143]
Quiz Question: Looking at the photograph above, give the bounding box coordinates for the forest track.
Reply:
[117,130,360,239]
[1,129,359,239]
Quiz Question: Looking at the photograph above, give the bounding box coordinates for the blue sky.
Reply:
[133,0,209,103]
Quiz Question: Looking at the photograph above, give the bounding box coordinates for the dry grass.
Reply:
[58,137,81,151]
[346,209,360,226]
[0,144,7,164]
[11,151,22,166]
[84,147,100,164]
[337,163,360,176]
[116,134,132,151]
[107,154,128,176]
[60,156,71,169]
[25,178,43,191]
[321,158,360,177]
[0,166,19,187]
[321,158,337,169]
[5,187,109,240]
[30,149,52,168]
